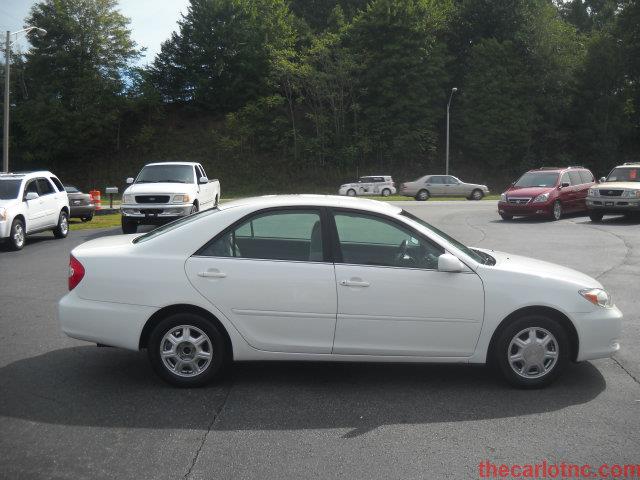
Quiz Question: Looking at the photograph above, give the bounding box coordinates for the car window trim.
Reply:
[193,205,334,263]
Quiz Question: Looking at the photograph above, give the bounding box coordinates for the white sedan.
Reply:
[59,195,622,388]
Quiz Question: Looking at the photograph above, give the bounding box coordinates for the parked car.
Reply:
[338,175,396,197]
[586,162,640,222]
[120,162,220,233]
[65,185,95,222]
[0,171,70,250]
[400,175,489,201]
[498,167,595,221]
[59,195,621,389]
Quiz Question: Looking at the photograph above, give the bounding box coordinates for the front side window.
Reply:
[560,173,570,186]
[37,178,55,195]
[333,211,444,269]
[428,176,443,184]
[200,210,324,262]
[24,180,38,197]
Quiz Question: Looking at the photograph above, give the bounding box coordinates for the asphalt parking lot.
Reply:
[1,201,638,480]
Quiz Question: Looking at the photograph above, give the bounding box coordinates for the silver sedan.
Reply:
[400,175,489,201]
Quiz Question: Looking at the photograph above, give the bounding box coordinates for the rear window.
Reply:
[133,208,220,244]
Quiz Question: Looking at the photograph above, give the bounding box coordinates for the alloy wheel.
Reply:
[507,327,559,379]
[160,325,213,377]
[13,223,25,248]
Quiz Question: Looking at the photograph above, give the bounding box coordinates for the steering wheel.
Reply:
[395,239,417,267]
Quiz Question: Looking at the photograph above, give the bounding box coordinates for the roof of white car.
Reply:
[0,171,55,180]
[219,194,402,215]
[144,162,200,166]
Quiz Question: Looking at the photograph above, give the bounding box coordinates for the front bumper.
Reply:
[121,203,193,224]
[573,306,623,361]
[498,201,553,217]
[587,196,640,213]
[0,219,10,239]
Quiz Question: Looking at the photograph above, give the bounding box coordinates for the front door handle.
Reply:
[340,279,370,287]
[198,269,227,278]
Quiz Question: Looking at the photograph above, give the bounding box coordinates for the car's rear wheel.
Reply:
[552,201,562,221]
[81,212,94,223]
[493,314,569,388]
[148,313,229,387]
[53,211,69,238]
[8,218,26,250]
[381,188,391,197]
[347,189,356,197]
[121,217,137,234]
[416,189,429,201]
[589,212,604,222]
[470,189,484,200]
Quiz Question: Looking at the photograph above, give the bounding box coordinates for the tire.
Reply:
[214,195,219,207]
[500,213,513,221]
[589,212,603,222]
[121,217,137,234]
[53,211,69,239]
[347,189,356,197]
[381,188,391,197]
[470,189,484,201]
[415,189,430,201]
[81,212,94,223]
[8,218,26,250]
[190,203,199,215]
[551,200,562,221]
[492,314,569,389]
[147,313,229,387]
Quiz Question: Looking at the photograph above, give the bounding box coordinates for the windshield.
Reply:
[514,172,559,188]
[65,185,80,193]
[135,164,194,184]
[606,167,639,182]
[0,180,22,200]
[400,210,485,264]
[133,208,220,243]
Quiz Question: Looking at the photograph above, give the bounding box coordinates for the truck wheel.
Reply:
[121,217,137,234]
[589,212,603,222]
[8,218,26,250]
[53,211,69,238]
[415,190,429,201]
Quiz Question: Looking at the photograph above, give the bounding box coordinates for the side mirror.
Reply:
[438,253,464,273]
[599,177,606,183]
[126,177,134,184]
[560,182,570,188]
[24,192,39,201]
[199,176,209,184]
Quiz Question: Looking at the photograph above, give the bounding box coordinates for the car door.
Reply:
[568,171,586,211]
[444,176,464,196]
[330,210,485,357]
[196,164,214,208]
[22,179,48,230]
[426,176,444,195]
[185,208,337,353]
[36,178,60,226]
[558,172,578,211]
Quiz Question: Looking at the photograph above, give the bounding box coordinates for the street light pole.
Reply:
[2,27,46,173]
[445,87,457,176]
[3,31,10,173]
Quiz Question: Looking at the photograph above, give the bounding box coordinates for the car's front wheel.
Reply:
[470,189,484,200]
[121,217,137,234]
[53,211,69,238]
[347,189,356,197]
[552,200,562,221]
[8,218,26,250]
[493,314,569,388]
[148,313,229,387]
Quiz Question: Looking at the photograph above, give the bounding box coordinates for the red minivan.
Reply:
[498,167,596,221]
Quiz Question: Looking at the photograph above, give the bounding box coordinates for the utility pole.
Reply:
[3,31,10,173]
[445,87,457,176]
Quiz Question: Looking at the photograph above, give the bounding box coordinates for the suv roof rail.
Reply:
[567,165,585,168]
[536,167,562,170]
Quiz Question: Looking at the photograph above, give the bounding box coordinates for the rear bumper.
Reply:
[573,306,623,361]
[498,201,552,217]
[58,291,157,351]
[69,205,95,217]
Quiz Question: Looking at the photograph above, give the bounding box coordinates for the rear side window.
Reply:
[200,210,323,262]
[50,176,64,192]
[428,176,443,184]
[37,178,55,195]
[560,173,570,186]
[568,171,583,185]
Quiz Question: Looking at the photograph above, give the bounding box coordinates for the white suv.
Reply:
[338,175,397,197]
[0,171,71,250]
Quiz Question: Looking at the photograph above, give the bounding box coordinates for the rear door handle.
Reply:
[198,269,227,278]
[340,279,370,287]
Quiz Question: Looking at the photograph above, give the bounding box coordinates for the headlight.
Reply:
[532,192,550,203]
[500,193,507,202]
[579,288,613,308]
[172,194,191,203]
[588,188,599,196]
[123,194,134,203]
[0,207,6,221]
[622,190,640,198]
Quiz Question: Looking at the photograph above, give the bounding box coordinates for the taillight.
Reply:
[69,255,85,291]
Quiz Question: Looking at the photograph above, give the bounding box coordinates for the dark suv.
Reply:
[498,167,596,221]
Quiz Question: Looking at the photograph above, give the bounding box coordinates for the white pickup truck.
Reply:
[121,162,220,233]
